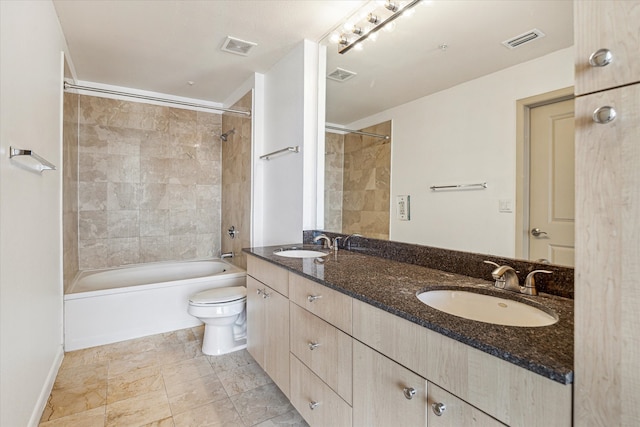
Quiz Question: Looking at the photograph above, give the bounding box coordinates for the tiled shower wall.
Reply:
[221,91,252,270]
[324,132,344,232]
[74,95,222,270]
[324,121,391,239]
[63,92,79,290]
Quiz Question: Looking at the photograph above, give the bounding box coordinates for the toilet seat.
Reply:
[189,286,247,306]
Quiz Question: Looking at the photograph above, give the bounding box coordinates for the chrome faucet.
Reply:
[522,270,552,296]
[221,252,234,259]
[313,234,333,250]
[342,233,362,250]
[484,261,552,296]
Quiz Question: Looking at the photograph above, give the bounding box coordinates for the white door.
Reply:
[529,98,575,266]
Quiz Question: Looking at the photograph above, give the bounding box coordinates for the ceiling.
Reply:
[53,0,573,124]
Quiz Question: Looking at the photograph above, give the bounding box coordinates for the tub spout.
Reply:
[221,252,234,259]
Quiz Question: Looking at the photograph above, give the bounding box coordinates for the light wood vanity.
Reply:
[246,253,572,426]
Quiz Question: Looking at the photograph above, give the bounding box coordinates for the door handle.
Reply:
[531,228,548,237]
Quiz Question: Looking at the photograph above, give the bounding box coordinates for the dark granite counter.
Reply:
[243,244,574,385]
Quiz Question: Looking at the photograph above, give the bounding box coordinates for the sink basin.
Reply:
[273,249,329,258]
[417,290,557,327]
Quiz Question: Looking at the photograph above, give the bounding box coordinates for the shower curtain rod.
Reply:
[325,125,389,140]
[63,82,251,117]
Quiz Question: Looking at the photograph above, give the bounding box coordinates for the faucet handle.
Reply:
[483,260,500,268]
[523,270,552,295]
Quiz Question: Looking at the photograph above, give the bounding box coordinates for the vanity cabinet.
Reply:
[427,382,505,427]
[246,257,290,397]
[574,1,640,96]
[574,1,640,425]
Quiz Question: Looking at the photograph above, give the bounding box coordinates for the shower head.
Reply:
[220,128,236,142]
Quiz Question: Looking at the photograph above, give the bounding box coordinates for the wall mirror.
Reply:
[319,0,575,267]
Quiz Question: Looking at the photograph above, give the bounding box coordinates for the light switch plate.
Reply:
[397,195,410,220]
[499,199,513,213]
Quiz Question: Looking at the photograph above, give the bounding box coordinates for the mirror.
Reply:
[320,0,574,266]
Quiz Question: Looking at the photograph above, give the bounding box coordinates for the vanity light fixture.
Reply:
[331,0,422,54]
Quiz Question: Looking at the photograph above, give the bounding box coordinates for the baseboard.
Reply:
[28,345,64,427]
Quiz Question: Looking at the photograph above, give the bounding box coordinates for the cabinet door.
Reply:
[352,340,426,427]
[246,276,265,366]
[263,285,290,398]
[427,382,505,427]
[575,1,640,95]
[575,83,640,426]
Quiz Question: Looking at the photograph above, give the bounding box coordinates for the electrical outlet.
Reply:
[397,195,410,220]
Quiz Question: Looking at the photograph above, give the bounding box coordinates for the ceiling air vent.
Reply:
[327,67,357,82]
[221,36,257,56]
[502,29,546,49]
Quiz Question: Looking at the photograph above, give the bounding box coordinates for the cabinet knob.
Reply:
[256,288,263,295]
[307,294,322,302]
[309,401,320,410]
[432,402,446,416]
[588,48,613,67]
[262,290,271,299]
[593,106,617,124]
[403,387,417,400]
[308,341,320,350]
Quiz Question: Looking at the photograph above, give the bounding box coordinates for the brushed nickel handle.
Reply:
[403,387,416,400]
[308,342,320,350]
[309,401,320,410]
[588,48,613,67]
[593,106,617,124]
[432,402,446,416]
[256,288,263,295]
[262,290,271,299]
[531,228,548,237]
[307,294,322,302]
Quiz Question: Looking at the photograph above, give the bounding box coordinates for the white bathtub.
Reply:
[64,259,246,351]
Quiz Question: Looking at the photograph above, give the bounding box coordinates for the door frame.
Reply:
[515,87,574,260]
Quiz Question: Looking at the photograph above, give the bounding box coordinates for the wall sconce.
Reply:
[332,0,422,54]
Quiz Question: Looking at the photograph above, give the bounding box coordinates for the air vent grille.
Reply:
[221,36,257,56]
[327,67,357,82]
[502,29,546,49]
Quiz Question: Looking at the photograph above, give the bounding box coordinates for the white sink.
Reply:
[273,249,329,258]
[417,290,558,327]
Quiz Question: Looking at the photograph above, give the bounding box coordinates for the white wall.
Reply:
[256,40,321,246]
[347,47,574,257]
[0,1,68,425]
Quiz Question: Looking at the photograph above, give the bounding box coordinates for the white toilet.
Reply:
[188,286,247,356]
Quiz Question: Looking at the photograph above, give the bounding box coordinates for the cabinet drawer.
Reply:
[290,354,352,427]
[290,303,352,404]
[247,255,289,296]
[352,299,428,377]
[353,340,426,427]
[427,382,505,426]
[289,272,352,334]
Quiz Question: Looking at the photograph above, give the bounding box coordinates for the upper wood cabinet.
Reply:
[575,1,640,95]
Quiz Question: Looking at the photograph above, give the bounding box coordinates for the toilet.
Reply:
[188,286,247,356]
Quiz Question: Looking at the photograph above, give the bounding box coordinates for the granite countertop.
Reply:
[243,244,574,385]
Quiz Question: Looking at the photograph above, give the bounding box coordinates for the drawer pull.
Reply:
[262,290,271,299]
[309,401,320,410]
[307,294,322,302]
[403,387,417,400]
[432,402,446,416]
[593,106,617,124]
[308,341,321,350]
[588,48,613,67]
[256,288,263,295]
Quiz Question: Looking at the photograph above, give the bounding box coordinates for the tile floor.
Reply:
[39,326,308,427]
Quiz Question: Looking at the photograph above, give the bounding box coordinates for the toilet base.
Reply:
[201,324,247,356]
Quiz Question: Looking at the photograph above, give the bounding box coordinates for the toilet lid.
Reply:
[190,286,247,304]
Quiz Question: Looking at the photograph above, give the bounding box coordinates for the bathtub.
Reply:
[64,259,246,351]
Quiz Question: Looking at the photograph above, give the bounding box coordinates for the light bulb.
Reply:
[329,32,341,44]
